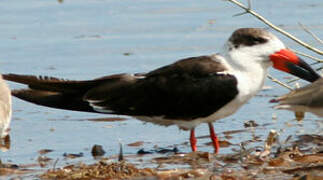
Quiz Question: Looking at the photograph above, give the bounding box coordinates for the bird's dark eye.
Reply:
[245,36,268,46]
[231,35,268,48]
[252,37,268,44]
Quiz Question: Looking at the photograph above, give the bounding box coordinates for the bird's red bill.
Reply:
[270,49,320,82]
[270,49,299,73]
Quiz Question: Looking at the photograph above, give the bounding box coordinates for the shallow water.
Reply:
[0,0,322,171]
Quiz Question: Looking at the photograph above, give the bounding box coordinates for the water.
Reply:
[0,0,322,169]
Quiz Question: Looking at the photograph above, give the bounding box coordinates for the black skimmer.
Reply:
[271,78,323,117]
[3,28,320,153]
[0,75,11,139]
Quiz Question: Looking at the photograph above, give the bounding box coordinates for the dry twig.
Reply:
[291,48,323,63]
[298,23,323,45]
[226,0,323,56]
[267,74,293,90]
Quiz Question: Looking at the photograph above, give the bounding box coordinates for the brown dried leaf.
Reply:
[205,140,233,148]
[221,174,237,180]
[127,141,144,147]
[153,152,213,165]
[268,157,290,167]
[0,168,33,176]
[38,149,54,155]
[292,153,323,163]
[223,129,247,135]
[38,156,52,168]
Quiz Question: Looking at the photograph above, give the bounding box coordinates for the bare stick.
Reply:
[267,74,293,90]
[286,78,299,84]
[298,23,323,45]
[226,0,323,56]
[290,48,323,63]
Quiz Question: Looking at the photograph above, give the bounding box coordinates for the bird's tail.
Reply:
[2,73,110,113]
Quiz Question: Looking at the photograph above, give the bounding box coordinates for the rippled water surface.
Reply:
[0,0,322,172]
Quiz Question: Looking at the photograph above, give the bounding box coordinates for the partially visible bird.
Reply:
[2,28,320,153]
[271,78,323,117]
[0,74,12,139]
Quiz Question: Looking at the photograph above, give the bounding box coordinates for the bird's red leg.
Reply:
[190,128,197,152]
[208,123,219,154]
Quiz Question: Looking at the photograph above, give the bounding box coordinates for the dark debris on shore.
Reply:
[0,133,322,180]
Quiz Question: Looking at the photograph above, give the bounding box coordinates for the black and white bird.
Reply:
[271,78,323,117]
[0,75,11,140]
[3,28,320,153]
